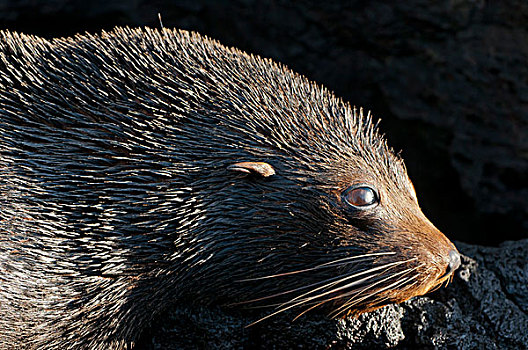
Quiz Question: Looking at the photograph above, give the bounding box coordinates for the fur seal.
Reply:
[0,27,460,349]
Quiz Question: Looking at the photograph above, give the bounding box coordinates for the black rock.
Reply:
[140,239,528,349]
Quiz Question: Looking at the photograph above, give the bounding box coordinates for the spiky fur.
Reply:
[0,27,455,349]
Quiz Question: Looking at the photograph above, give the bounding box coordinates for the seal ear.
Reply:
[227,162,276,177]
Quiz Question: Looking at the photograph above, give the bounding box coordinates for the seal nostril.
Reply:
[448,249,461,272]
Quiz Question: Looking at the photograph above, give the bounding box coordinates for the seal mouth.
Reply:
[438,249,461,281]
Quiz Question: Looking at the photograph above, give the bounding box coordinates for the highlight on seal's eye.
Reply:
[342,185,379,208]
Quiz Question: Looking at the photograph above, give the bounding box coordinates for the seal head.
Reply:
[0,27,459,349]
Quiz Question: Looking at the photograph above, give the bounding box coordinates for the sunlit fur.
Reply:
[0,27,457,349]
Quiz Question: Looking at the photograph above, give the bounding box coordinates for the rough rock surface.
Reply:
[137,239,528,349]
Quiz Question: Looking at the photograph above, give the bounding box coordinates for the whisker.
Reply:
[299,266,420,320]
[292,271,397,321]
[237,252,396,282]
[315,252,396,268]
[332,262,426,317]
[246,258,417,326]
[428,277,449,294]
[328,266,419,318]
[278,258,417,309]
[447,272,454,285]
[230,273,346,306]
[365,278,420,310]
[330,275,416,319]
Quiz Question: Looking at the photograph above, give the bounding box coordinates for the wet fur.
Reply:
[0,28,455,349]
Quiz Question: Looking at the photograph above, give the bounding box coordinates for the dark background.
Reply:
[1,0,526,245]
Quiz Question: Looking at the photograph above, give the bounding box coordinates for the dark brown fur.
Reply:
[0,27,458,349]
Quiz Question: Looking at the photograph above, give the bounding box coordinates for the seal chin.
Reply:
[438,249,461,281]
[416,248,461,297]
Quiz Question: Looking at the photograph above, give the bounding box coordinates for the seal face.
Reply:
[0,27,460,349]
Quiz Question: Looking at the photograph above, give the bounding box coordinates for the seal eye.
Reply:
[342,185,379,209]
